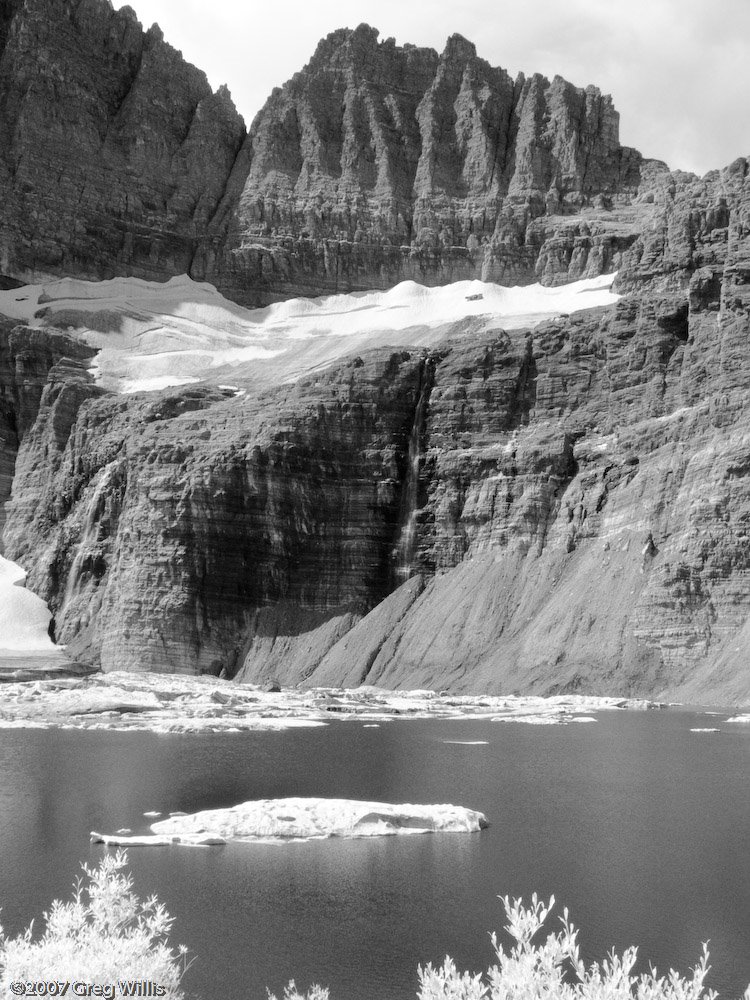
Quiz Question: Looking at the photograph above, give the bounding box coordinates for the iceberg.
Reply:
[151,797,488,841]
[95,798,488,846]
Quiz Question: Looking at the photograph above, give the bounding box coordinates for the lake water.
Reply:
[1,709,749,999]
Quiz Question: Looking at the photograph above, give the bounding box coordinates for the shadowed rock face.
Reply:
[0,4,648,304]
[0,0,246,286]
[4,351,432,674]
[5,153,750,703]
[0,321,96,546]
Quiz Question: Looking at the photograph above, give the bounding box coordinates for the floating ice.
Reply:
[0,273,620,394]
[91,831,225,847]
[138,797,490,843]
[0,673,660,732]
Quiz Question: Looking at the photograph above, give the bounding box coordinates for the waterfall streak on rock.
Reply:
[394,370,431,580]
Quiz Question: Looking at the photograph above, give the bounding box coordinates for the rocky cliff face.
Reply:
[5,151,750,703]
[4,351,429,674]
[0,2,650,304]
[3,4,750,702]
[219,25,646,302]
[0,320,95,545]
[0,0,245,286]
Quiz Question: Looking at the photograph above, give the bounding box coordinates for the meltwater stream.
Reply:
[0,709,749,1000]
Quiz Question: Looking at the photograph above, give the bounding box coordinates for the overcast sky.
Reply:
[113,0,748,176]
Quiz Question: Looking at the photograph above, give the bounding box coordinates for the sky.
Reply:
[112,0,749,177]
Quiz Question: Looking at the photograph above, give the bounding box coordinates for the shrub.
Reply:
[267,983,330,1000]
[418,894,750,1000]
[4,864,749,1000]
[0,851,188,998]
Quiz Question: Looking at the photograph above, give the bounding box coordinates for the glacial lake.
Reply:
[1,709,749,1000]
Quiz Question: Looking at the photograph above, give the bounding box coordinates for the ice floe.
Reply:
[0,672,663,733]
[0,273,620,394]
[91,797,488,846]
[91,831,225,847]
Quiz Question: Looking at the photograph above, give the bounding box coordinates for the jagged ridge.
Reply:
[2,2,750,704]
[0,3,652,304]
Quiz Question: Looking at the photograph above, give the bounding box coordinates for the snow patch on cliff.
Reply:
[0,273,619,394]
[0,555,56,651]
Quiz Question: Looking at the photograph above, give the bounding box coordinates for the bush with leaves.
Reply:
[267,983,330,1000]
[4,860,749,1000]
[418,894,750,1000]
[0,851,188,998]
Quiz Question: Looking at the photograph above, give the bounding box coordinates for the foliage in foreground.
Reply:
[267,984,330,1000]
[270,892,750,1000]
[0,851,187,998]
[418,893,750,1000]
[3,858,749,1000]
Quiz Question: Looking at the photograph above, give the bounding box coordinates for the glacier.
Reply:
[0,273,619,395]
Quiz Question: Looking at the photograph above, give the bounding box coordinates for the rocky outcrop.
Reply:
[213,25,648,302]
[3,2,750,703]
[0,0,245,286]
[0,3,650,304]
[4,351,431,673]
[0,320,95,545]
[5,156,750,702]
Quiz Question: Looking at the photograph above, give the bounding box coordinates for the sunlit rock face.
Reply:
[4,349,429,674]
[2,0,750,703]
[1,274,618,679]
[0,3,646,305]
[6,159,750,704]
[217,25,646,303]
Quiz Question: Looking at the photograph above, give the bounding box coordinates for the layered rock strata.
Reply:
[0,0,245,286]
[0,320,95,544]
[220,25,647,302]
[5,161,750,699]
[5,351,430,674]
[2,3,750,702]
[5,152,750,703]
[0,1,652,304]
